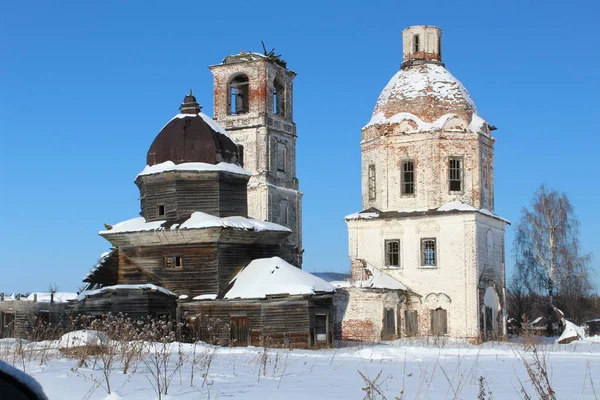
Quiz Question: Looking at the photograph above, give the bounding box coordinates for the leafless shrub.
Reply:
[478,376,493,400]
[516,346,556,400]
[358,369,390,400]
[141,318,184,400]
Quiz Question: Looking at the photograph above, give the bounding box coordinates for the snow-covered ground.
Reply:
[1,337,600,399]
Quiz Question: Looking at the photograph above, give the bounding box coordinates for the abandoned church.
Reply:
[0,25,508,345]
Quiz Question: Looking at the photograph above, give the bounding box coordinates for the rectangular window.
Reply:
[277,143,286,172]
[157,204,165,217]
[449,157,463,192]
[385,239,400,267]
[404,310,418,337]
[401,161,415,195]
[421,238,437,267]
[413,34,420,52]
[368,164,376,200]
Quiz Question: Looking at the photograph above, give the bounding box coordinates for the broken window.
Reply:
[227,74,249,115]
[165,256,183,268]
[404,310,418,336]
[277,143,286,172]
[385,239,400,267]
[157,204,165,217]
[421,238,437,267]
[449,157,463,192]
[431,308,448,336]
[382,308,396,340]
[368,164,376,200]
[315,314,327,342]
[401,160,415,195]
[273,78,286,117]
[413,34,420,52]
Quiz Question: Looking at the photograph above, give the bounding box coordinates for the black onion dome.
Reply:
[147,93,239,166]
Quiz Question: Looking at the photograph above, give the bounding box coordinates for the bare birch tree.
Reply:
[513,185,592,334]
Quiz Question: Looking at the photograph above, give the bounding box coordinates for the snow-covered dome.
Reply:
[147,92,240,166]
[371,63,476,124]
[366,26,484,130]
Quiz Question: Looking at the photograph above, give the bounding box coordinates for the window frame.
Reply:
[384,239,401,268]
[420,238,437,267]
[368,164,376,201]
[413,34,420,53]
[157,204,166,217]
[401,160,415,196]
[448,156,464,193]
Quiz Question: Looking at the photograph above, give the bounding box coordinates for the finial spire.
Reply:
[179,90,202,114]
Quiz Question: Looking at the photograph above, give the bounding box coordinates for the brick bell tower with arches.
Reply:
[209,51,303,267]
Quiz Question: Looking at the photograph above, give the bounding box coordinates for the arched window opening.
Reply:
[228,75,249,115]
[273,79,286,117]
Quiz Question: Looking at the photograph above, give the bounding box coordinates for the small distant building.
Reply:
[0,293,76,338]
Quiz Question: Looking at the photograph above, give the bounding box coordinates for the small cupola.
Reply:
[401,25,443,69]
[179,90,202,114]
[146,93,239,166]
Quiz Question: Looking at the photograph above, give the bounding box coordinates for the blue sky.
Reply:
[1,0,598,293]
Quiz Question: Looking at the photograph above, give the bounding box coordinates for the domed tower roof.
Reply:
[147,92,239,166]
[369,26,477,125]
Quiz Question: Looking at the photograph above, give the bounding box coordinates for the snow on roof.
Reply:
[358,264,407,291]
[557,319,586,344]
[84,250,114,281]
[328,264,406,291]
[375,63,475,111]
[0,359,49,400]
[137,160,250,178]
[24,292,78,303]
[438,201,510,223]
[345,201,509,223]
[223,257,336,300]
[345,211,381,220]
[77,284,177,301]
[365,111,488,135]
[161,113,233,141]
[101,211,290,235]
[192,294,218,300]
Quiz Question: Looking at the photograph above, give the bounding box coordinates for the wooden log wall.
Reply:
[118,243,218,298]
[179,296,335,349]
[137,172,248,222]
[74,290,176,321]
[0,300,72,339]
